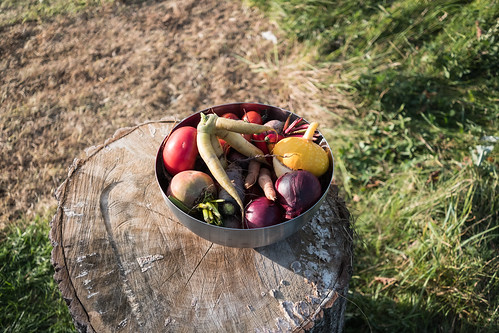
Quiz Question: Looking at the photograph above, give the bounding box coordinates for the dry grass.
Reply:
[0,0,346,228]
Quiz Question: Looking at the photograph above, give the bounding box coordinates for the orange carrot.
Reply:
[244,159,261,189]
[258,167,277,201]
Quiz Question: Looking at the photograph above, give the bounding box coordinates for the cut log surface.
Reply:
[50,120,353,333]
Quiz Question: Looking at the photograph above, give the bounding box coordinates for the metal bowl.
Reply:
[155,102,334,248]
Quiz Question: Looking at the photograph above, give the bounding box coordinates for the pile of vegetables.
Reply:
[162,109,330,229]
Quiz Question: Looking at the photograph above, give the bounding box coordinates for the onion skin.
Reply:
[275,170,321,219]
[244,197,283,229]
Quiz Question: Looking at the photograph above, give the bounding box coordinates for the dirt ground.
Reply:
[0,0,345,229]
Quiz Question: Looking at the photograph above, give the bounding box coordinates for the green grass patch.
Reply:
[343,164,498,332]
[0,0,113,26]
[250,0,499,331]
[0,212,75,332]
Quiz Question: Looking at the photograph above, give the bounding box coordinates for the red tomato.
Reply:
[252,133,270,155]
[218,138,230,153]
[163,126,198,176]
[265,133,284,153]
[222,113,240,120]
[242,111,262,125]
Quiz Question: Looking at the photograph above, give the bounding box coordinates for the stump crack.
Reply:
[100,181,145,327]
[183,243,213,289]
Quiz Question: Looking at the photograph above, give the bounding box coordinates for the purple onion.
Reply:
[275,170,321,219]
[244,197,283,229]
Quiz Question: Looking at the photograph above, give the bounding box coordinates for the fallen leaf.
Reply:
[426,170,440,184]
[369,276,397,288]
[366,179,384,188]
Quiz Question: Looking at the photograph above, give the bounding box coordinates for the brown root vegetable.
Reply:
[244,159,261,189]
[258,167,277,201]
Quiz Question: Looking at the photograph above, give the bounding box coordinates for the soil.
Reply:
[0,0,344,229]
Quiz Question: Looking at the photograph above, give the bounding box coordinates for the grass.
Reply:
[249,0,499,331]
[0,1,107,26]
[0,211,75,332]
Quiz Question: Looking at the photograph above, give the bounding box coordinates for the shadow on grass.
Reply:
[357,70,497,131]
[344,292,499,333]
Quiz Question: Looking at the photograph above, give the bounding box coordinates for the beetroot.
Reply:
[275,170,321,219]
[167,170,217,209]
[244,197,283,229]
[264,119,285,134]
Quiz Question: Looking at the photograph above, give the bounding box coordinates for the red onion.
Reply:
[244,197,283,229]
[275,170,321,219]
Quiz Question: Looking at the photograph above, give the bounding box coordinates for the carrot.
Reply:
[244,159,261,189]
[215,129,268,164]
[196,112,277,218]
[197,114,244,216]
[210,133,227,168]
[215,116,274,134]
[218,163,245,216]
[258,167,277,201]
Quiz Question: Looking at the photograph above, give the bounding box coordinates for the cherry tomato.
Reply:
[265,133,284,153]
[222,113,240,120]
[252,133,271,163]
[242,111,263,125]
[163,126,198,176]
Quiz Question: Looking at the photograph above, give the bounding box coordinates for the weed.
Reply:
[0,212,75,332]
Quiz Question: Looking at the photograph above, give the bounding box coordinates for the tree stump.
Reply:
[50,120,353,333]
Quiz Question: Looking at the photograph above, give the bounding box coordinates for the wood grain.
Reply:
[51,120,353,332]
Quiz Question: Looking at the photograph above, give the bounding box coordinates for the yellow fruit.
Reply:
[272,156,293,178]
[272,122,329,177]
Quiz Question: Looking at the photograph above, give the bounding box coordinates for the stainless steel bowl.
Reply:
[155,102,334,248]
